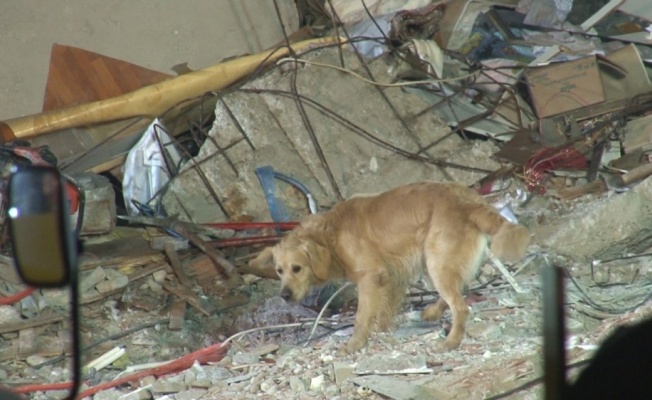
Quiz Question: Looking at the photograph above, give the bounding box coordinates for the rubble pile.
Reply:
[2,0,652,399]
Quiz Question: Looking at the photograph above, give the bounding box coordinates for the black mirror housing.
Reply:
[5,165,82,400]
[7,165,77,287]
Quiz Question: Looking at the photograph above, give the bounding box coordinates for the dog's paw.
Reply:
[437,337,462,352]
[339,336,367,355]
[336,347,350,357]
[422,304,444,321]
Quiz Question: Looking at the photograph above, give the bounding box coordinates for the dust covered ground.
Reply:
[2,34,652,400]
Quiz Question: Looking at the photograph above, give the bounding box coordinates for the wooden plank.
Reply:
[0,37,339,143]
[80,232,163,271]
[168,300,187,331]
[162,283,211,317]
[0,314,65,334]
[164,242,192,289]
[43,44,172,112]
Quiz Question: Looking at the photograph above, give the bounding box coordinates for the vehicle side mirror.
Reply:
[7,165,77,287]
[5,165,81,400]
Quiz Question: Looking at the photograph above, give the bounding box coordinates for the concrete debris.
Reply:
[533,175,652,259]
[350,375,447,400]
[4,0,652,399]
[355,353,432,375]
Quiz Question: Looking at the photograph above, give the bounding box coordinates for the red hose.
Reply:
[11,342,227,397]
[0,287,35,305]
[203,221,298,231]
[78,342,227,398]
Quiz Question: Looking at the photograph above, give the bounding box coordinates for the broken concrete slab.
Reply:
[351,375,448,400]
[533,176,652,259]
[162,47,500,223]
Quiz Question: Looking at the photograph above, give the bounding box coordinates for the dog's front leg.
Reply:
[342,277,379,354]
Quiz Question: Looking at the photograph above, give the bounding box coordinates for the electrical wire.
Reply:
[276,57,481,86]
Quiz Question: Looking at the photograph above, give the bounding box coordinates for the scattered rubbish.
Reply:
[3,0,652,399]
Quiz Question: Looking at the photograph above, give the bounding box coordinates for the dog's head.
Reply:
[249,232,331,302]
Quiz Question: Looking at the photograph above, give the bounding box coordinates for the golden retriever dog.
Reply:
[250,182,530,353]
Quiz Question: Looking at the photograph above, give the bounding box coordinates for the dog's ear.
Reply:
[305,241,331,281]
[249,247,275,272]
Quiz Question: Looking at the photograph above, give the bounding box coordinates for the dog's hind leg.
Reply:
[430,272,467,350]
[424,239,480,350]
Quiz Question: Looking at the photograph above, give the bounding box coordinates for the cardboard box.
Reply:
[526,44,652,119]
[525,56,606,118]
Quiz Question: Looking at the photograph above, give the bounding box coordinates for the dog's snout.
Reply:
[280,288,292,301]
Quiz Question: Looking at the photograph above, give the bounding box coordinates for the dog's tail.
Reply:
[468,204,530,263]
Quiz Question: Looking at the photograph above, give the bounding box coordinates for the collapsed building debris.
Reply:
[2,0,652,398]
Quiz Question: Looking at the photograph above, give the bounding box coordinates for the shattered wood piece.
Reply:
[164,242,192,288]
[80,233,165,271]
[555,180,607,200]
[81,262,168,305]
[355,354,432,375]
[350,375,445,400]
[587,141,606,182]
[556,163,652,200]
[163,283,211,316]
[614,162,652,187]
[186,254,219,281]
[18,328,36,358]
[168,220,236,278]
[486,250,526,294]
[169,299,187,331]
[0,313,65,334]
[81,252,165,271]
[120,215,236,278]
